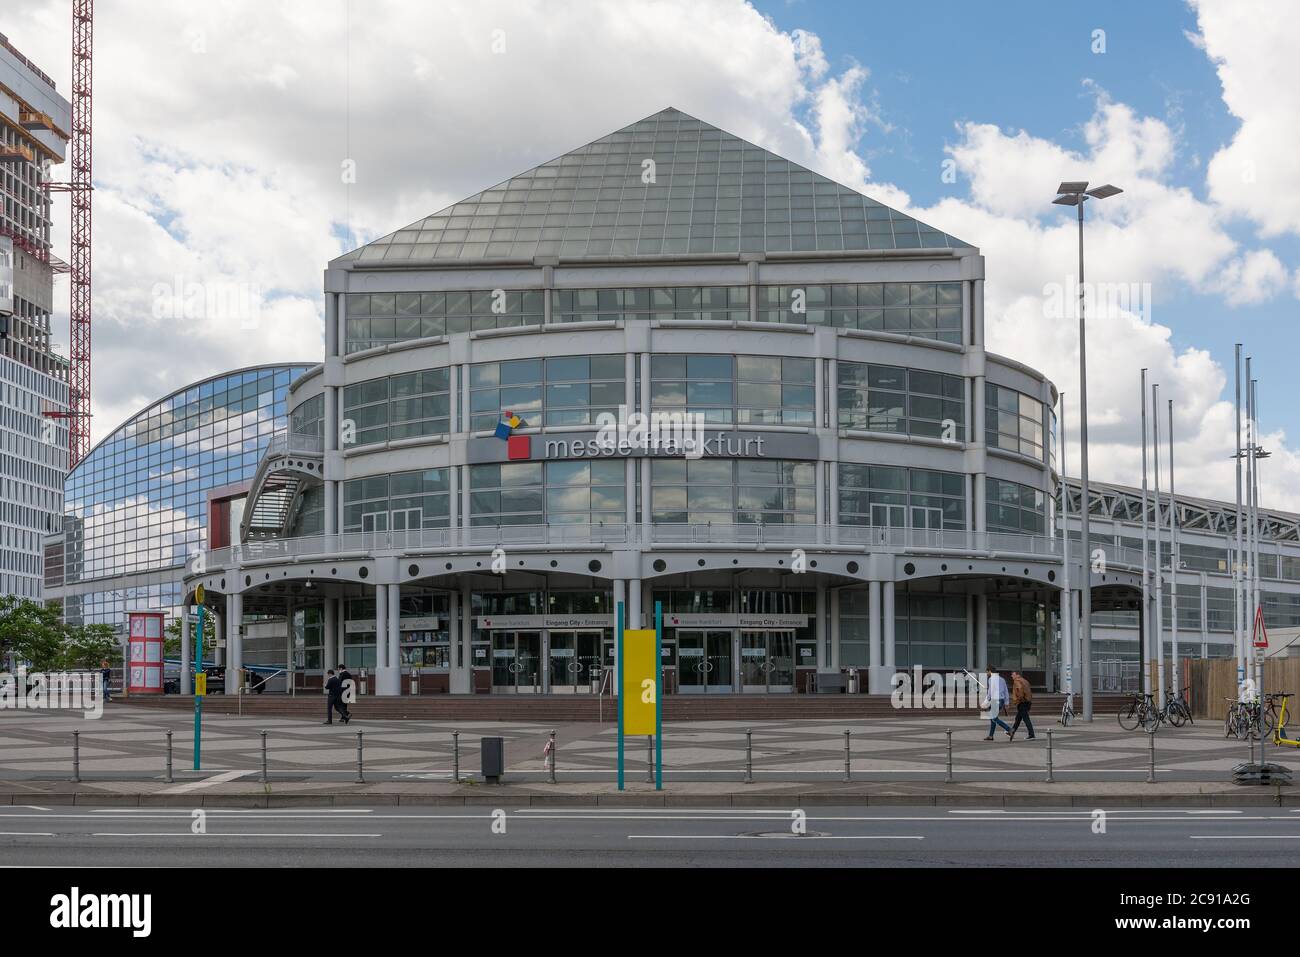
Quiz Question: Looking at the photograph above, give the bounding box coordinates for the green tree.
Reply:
[65,623,120,670]
[165,615,216,663]
[0,596,66,671]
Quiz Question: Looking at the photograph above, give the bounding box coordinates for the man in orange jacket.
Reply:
[1008,671,1035,741]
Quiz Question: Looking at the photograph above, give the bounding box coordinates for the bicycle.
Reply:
[1058,691,1074,727]
[1271,693,1300,748]
[1117,692,1163,732]
[1164,689,1193,728]
[1223,697,1261,740]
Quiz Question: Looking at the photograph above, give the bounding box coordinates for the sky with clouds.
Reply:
[5,0,1298,509]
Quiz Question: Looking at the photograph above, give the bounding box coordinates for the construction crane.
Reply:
[45,1,93,465]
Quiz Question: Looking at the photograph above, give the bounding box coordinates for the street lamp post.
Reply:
[1052,181,1122,721]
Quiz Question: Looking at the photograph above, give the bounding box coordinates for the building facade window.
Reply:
[342,469,451,532]
[757,282,963,343]
[896,593,968,669]
[650,354,814,426]
[341,369,451,447]
[837,361,965,439]
[344,291,545,352]
[986,598,1045,671]
[552,286,749,323]
[839,465,966,530]
[469,355,625,432]
[470,460,625,527]
[650,458,815,525]
[290,393,324,440]
[985,383,1045,460]
[985,477,1046,535]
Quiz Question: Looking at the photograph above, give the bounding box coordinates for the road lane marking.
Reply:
[628,834,923,840]
[160,770,251,794]
[1190,835,1300,840]
[91,832,382,838]
[0,831,54,836]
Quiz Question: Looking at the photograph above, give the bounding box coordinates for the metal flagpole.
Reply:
[1234,344,1245,687]
[1151,383,1165,704]
[1250,376,1263,691]
[1139,370,1151,698]
[616,599,625,791]
[1059,393,1073,700]
[1245,358,1255,687]
[1168,398,1179,698]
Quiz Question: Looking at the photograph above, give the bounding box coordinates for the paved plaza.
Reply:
[0,703,1289,791]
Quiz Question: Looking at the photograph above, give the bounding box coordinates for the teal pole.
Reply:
[616,600,625,791]
[655,600,663,791]
[193,604,204,771]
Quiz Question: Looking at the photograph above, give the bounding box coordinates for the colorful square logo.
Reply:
[507,435,530,460]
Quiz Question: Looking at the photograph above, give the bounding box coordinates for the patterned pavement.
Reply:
[1,703,1292,784]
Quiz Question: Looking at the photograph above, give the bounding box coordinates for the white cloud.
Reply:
[1194,0,1300,238]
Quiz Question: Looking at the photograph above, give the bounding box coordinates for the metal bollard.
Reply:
[260,730,269,784]
[1045,729,1055,784]
[1249,733,1255,766]
[646,735,654,784]
[548,729,557,785]
[355,730,365,784]
[165,730,174,784]
[452,730,460,784]
[72,730,80,783]
[1146,728,1156,784]
[945,728,953,784]
[744,728,753,785]
[843,729,851,783]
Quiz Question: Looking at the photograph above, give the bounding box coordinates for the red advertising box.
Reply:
[127,611,165,694]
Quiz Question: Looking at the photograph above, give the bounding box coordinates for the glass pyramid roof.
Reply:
[336,107,969,264]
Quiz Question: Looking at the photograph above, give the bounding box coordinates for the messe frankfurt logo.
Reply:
[494,411,530,460]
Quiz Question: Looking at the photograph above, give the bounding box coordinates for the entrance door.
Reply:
[678,630,733,693]
[740,631,796,692]
[548,630,602,693]
[491,631,542,693]
[360,511,388,549]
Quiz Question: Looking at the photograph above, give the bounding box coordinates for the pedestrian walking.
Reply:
[1008,670,1035,741]
[323,669,349,725]
[100,659,112,703]
[982,666,1012,740]
[336,663,354,722]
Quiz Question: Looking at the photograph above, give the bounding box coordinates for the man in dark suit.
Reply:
[324,669,348,724]
[336,663,354,722]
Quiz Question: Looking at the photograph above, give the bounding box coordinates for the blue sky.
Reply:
[756,0,1298,438]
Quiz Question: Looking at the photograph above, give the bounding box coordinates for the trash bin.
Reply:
[409,669,420,695]
[358,668,368,695]
[847,668,859,695]
[481,736,505,784]
[590,668,601,694]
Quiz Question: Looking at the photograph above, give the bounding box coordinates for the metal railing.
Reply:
[198,523,1087,574]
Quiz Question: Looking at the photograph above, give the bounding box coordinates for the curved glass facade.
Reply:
[54,363,312,631]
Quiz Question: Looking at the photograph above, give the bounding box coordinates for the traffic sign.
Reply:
[194,672,207,696]
[195,584,205,604]
[1253,605,1269,649]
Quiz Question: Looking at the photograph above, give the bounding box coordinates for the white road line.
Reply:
[91,832,382,838]
[160,770,251,794]
[628,834,924,841]
[1189,835,1300,840]
[0,831,54,836]
[91,808,372,814]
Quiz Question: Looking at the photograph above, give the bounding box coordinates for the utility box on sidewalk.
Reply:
[481,736,504,783]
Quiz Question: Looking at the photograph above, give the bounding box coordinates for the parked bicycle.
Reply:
[1117,691,1163,732]
[1223,696,1260,740]
[1058,691,1074,727]
[1163,688,1193,728]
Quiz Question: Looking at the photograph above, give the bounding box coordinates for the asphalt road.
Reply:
[2,804,1299,867]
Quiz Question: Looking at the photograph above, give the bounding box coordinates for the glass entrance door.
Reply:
[548,630,602,693]
[677,630,733,693]
[740,631,796,693]
[491,631,542,693]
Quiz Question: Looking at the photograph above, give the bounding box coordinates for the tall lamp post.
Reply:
[1052,181,1122,721]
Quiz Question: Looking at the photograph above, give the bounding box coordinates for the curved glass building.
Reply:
[46,363,313,640]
